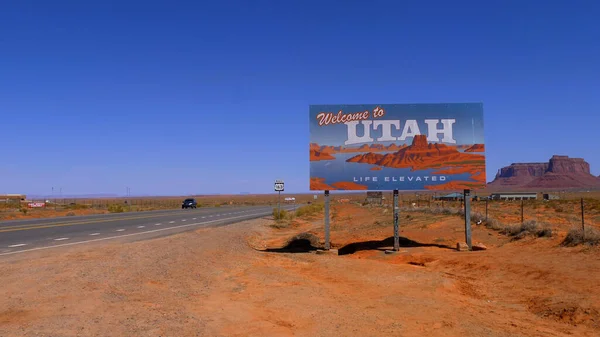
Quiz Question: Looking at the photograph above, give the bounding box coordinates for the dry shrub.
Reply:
[65,203,89,210]
[583,198,600,212]
[499,220,553,240]
[470,212,486,224]
[295,203,324,218]
[272,208,288,220]
[561,227,600,247]
[108,204,125,213]
[485,218,505,231]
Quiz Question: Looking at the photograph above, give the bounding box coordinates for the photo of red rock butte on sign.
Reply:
[309,103,486,191]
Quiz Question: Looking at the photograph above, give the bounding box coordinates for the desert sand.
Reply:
[1,202,599,337]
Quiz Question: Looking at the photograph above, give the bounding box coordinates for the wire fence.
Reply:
[1,192,599,229]
[369,195,599,227]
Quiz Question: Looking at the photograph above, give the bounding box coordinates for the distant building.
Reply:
[366,191,383,205]
[433,192,464,201]
[543,193,560,200]
[0,194,26,202]
[490,192,537,200]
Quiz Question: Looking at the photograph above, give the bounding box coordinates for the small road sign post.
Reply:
[274,180,284,217]
[464,189,472,250]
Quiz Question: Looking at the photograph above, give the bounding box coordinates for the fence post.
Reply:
[581,198,585,241]
[485,198,488,221]
[521,198,524,225]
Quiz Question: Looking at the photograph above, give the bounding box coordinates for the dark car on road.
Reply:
[182,198,197,209]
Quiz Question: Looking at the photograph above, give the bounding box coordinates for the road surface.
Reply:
[0,205,296,256]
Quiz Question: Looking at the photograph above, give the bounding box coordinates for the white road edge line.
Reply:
[89,233,101,236]
[137,226,145,228]
[0,209,292,257]
[116,229,125,232]
[54,238,69,241]
[8,244,27,248]
[155,223,161,226]
[169,221,175,223]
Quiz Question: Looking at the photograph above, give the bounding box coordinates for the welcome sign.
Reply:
[309,103,486,191]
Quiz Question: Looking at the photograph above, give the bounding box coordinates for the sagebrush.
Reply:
[562,227,600,246]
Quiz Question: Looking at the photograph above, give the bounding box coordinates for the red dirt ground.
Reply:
[0,203,598,336]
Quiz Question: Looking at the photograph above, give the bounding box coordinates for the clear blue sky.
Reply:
[1,0,599,196]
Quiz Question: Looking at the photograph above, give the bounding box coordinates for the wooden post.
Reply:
[581,198,585,241]
[485,198,488,221]
[521,198,524,225]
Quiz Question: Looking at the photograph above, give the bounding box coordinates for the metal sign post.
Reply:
[464,189,472,250]
[393,189,399,251]
[274,180,284,216]
[324,190,330,250]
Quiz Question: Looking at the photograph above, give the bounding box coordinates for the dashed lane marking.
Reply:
[0,210,283,257]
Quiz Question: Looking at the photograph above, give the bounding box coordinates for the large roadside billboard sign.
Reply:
[309,103,486,191]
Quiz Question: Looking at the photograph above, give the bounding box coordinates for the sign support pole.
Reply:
[324,190,330,250]
[393,189,399,251]
[274,179,284,216]
[464,189,472,250]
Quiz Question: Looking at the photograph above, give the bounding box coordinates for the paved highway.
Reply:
[0,205,297,256]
